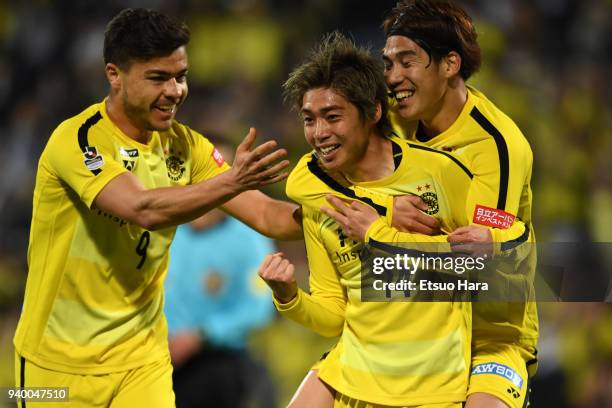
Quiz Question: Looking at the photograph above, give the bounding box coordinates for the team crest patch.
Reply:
[420,192,439,215]
[212,148,225,167]
[415,183,439,215]
[471,362,524,389]
[119,147,139,172]
[166,155,185,181]
[83,146,104,171]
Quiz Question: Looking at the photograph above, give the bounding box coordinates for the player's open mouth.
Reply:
[318,144,340,160]
[394,89,415,103]
[154,105,176,114]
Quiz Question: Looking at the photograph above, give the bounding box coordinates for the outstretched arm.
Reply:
[94,127,291,231]
[222,191,302,240]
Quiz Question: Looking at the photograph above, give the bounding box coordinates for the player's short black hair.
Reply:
[383,0,481,80]
[283,32,391,136]
[104,8,190,69]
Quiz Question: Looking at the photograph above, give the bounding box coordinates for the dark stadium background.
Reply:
[0,1,610,407]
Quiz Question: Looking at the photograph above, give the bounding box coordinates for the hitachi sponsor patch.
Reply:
[473,204,515,229]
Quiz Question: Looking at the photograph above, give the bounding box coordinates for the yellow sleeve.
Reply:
[274,207,346,337]
[184,126,230,184]
[465,136,532,254]
[365,218,451,249]
[44,118,127,209]
[466,124,537,364]
[491,223,533,263]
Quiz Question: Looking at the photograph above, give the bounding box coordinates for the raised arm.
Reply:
[94,127,291,231]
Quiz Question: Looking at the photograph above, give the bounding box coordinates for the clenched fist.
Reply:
[258,252,298,303]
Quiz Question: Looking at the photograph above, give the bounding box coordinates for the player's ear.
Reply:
[442,51,461,79]
[105,63,122,90]
[373,102,382,124]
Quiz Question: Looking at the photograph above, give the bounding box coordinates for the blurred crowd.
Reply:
[0,1,610,407]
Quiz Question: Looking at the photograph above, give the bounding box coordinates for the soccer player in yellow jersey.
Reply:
[260,32,479,407]
[295,2,537,407]
[12,8,303,408]
[380,2,538,407]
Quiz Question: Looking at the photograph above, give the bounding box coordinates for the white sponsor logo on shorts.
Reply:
[471,362,524,388]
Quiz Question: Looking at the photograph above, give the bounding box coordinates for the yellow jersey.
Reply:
[390,86,538,358]
[278,137,474,405]
[14,100,229,374]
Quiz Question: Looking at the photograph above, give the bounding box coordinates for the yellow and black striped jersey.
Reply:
[14,99,229,374]
[277,136,475,405]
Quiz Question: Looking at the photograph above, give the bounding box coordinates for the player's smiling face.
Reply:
[301,87,375,174]
[383,35,448,122]
[118,46,189,132]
